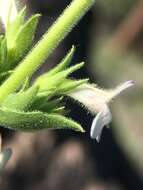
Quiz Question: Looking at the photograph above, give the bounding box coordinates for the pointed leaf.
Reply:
[20,77,30,92]
[36,46,75,82]
[14,14,41,62]
[52,62,85,82]
[52,106,65,114]
[1,85,38,111]
[36,62,84,92]
[0,70,13,83]
[59,78,88,93]
[0,37,7,69]
[6,7,26,45]
[50,45,75,74]
[0,108,84,132]
[38,97,63,112]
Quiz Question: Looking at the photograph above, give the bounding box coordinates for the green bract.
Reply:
[0,108,84,132]
[6,9,40,69]
[0,0,95,133]
[0,46,86,132]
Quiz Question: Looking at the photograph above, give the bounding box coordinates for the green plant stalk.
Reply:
[0,0,95,103]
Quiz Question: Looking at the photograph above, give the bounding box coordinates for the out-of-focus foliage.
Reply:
[98,0,134,17]
[89,0,143,175]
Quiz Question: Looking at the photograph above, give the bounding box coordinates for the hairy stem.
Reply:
[0,0,95,103]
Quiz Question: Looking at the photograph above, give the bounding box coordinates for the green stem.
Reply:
[0,0,95,103]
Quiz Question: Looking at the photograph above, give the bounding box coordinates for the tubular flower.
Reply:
[69,81,134,142]
[0,0,17,27]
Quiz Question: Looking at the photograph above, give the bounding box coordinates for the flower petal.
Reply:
[0,148,12,171]
[110,80,134,99]
[69,84,108,114]
[90,105,112,142]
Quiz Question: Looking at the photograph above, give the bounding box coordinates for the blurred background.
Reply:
[0,0,143,189]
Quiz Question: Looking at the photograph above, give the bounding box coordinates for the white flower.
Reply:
[0,0,17,28]
[69,80,134,142]
[0,134,12,172]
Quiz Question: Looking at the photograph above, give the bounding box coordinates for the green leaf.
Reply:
[47,45,75,76]
[0,35,4,67]
[0,108,84,132]
[5,7,26,70]
[59,78,88,93]
[31,90,58,110]
[35,46,75,83]
[14,14,41,62]
[0,71,13,83]
[6,14,41,68]
[52,106,65,114]
[1,85,39,111]
[0,37,7,70]
[20,77,30,92]
[36,62,85,92]
[0,35,4,48]
[38,97,63,112]
[6,7,26,46]
[30,95,48,111]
